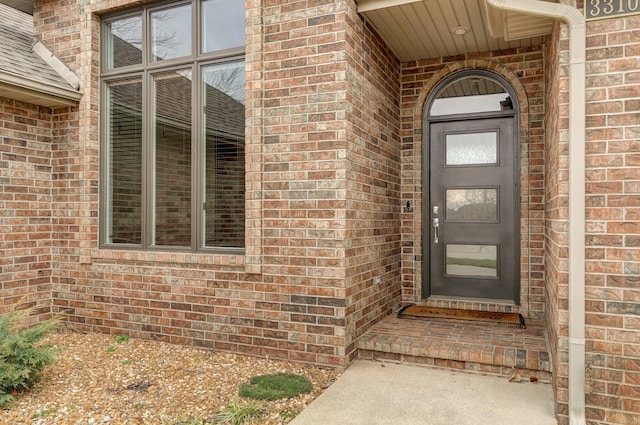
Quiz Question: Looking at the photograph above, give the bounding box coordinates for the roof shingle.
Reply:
[0,3,76,90]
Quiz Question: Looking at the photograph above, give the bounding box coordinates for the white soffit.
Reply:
[357,0,555,62]
[0,0,32,14]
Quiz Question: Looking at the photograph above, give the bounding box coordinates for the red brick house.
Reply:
[1,0,639,424]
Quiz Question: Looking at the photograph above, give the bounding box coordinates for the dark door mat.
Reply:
[398,305,525,328]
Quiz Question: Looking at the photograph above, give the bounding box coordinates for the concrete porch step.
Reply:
[356,315,552,382]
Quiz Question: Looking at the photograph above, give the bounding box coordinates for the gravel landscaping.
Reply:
[1,331,339,425]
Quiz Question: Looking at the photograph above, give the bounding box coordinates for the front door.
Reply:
[427,117,519,302]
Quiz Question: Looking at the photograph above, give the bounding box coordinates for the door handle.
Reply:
[433,217,439,244]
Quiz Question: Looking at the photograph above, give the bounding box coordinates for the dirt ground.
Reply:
[0,331,339,425]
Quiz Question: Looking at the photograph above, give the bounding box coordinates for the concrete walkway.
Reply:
[291,360,557,425]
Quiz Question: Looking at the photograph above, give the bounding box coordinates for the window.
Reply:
[101,0,245,252]
[430,75,512,117]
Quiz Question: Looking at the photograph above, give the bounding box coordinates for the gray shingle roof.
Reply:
[0,3,76,90]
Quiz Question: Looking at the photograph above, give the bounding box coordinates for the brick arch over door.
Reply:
[414,60,530,122]
[401,57,545,319]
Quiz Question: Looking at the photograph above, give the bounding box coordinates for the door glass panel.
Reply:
[446,244,498,278]
[430,75,512,116]
[446,132,497,165]
[151,4,192,61]
[446,188,497,221]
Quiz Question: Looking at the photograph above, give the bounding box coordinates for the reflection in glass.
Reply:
[106,79,143,244]
[151,4,192,61]
[446,132,497,165]
[431,76,511,116]
[105,15,142,69]
[446,188,497,221]
[446,244,498,277]
[202,0,245,52]
[202,61,245,248]
[153,70,192,246]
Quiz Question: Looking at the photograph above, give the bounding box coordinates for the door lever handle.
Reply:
[433,217,439,244]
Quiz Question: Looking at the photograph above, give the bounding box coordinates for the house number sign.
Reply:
[586,0,640,20]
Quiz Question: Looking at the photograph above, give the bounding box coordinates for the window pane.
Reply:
[446,244,498,277]
[105,15,143,69]
[151,4,192,61]
[202,0,245,53]
[202,61,245,248]
[153,70,192,246]
[446,132,497,165]
[106,79,143,244]
[446,188,498,221]
[431,76,511,116]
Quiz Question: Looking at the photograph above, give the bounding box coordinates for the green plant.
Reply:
[213,399,263,425]
[279,409,298,420]
[31,408,57,419]
[107,345,117,353]
[0,307,60,406]
[239,373,312,401]
[115,334,130,344]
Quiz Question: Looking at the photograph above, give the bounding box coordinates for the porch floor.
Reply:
[357,314,552,382]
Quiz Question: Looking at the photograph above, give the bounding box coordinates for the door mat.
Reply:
[398,305,525,328]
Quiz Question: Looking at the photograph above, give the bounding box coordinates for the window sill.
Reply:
[91,248,245,269]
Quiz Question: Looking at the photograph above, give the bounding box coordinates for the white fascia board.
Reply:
[358,0,422,13]
[32,40,81,90]
[482,0,506,38]
[0,71,82,107]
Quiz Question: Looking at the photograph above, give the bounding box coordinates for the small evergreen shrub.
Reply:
[0,307,60,406]
[239,373,312,401]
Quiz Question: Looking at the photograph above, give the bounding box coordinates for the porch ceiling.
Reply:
[0,0,31,13]
[357,0,555,62]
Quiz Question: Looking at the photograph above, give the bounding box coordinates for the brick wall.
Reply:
[543,19,566,422]
[32,0,349,368]
[583,14,640,425]
[0,97,54,322]
[258,0,352,365]
[545,11,640,425]
[399,48,546,319]
[24,0,404,369]
[343,0,402,359]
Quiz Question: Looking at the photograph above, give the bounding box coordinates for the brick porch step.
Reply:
[356,315,552,382]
